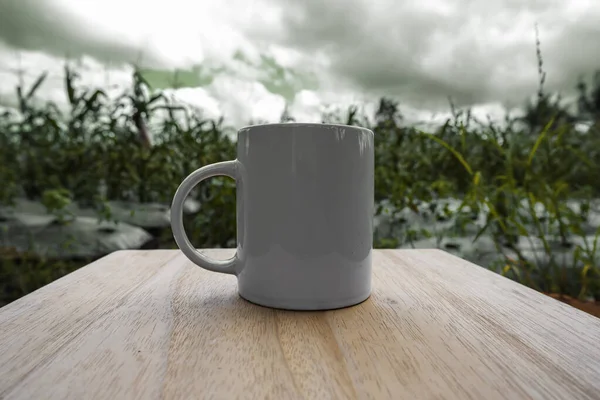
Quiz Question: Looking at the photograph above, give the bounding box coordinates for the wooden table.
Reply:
[1,249,599,400]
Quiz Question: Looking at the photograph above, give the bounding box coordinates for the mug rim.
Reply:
[238,122,373,135]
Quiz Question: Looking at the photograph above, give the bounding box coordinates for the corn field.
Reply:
[1,54,600,306]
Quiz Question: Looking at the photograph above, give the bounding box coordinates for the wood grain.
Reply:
[0,249,599,400]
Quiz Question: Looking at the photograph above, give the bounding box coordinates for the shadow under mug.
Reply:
[170,123,374,311]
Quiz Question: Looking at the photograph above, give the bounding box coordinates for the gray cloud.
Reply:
[1,0,598,115]
[0,0,161,66]
[256,0,600,110]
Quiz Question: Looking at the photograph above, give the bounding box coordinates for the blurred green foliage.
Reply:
[1,50,600,307]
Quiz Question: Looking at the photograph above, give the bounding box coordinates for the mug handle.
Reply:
[170,160,238,275]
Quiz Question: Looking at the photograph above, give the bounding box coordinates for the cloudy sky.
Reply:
[0,0,598,127]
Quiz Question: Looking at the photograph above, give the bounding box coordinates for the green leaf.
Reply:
[527,117,554,167]
[26,72,48,101]
[419,130,473,175]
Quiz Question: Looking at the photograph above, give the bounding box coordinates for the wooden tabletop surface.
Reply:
[1,249,599,400]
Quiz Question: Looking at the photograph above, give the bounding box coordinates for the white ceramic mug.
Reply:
[170,123,374,310]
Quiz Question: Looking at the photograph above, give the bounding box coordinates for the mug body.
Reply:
[235,123,374,310]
